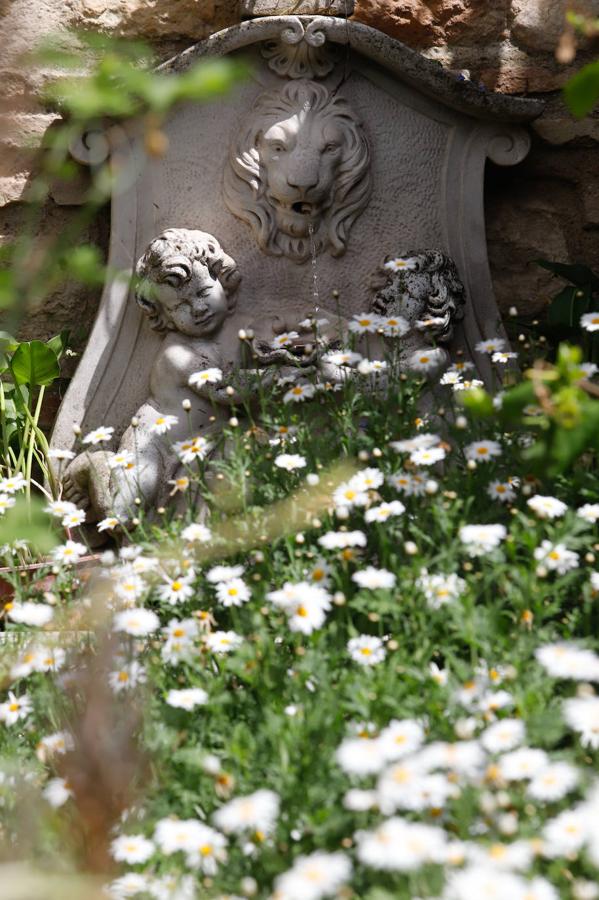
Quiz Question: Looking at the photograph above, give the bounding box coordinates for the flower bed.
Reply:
[1,339,599,900]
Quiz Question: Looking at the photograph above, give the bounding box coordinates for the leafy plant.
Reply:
[0,331,69,500]
[536,259,599,361]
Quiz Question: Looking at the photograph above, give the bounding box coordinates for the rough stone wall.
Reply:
[1,0,598,351]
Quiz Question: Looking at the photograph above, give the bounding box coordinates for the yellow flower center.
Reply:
[360,647,372,656]
[8,702,20,712]
[118,671,129,682]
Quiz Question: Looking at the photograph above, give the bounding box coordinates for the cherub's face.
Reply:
[155,257,230,337]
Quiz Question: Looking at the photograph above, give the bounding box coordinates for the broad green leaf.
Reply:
[10,341,60,387]
[547,285,589,327]
[564,59,599,118]
[537,259,599,290]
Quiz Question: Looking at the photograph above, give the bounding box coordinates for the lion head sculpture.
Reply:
[223,80,372,264]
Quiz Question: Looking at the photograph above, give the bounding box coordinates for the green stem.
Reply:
[25,386,46,505]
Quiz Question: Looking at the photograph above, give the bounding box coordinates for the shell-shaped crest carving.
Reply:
[260,18,338,79]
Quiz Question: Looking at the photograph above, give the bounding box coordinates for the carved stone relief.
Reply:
[223,78,372,264]
[50,14,544,512]
[260,16,340,79]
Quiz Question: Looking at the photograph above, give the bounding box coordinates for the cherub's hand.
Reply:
[249,339,319,368]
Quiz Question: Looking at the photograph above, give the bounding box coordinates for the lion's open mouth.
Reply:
[291,201,315,216]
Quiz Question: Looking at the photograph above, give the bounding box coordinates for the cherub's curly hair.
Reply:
[135,228,241,332]
[371,251,465,344]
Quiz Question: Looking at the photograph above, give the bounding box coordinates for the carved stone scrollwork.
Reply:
[260,17,338,79]
[224,79,372,264]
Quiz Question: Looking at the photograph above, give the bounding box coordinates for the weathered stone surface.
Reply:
[65,0,239,39]
[352,1,509,49]
[487,141,599,318]
[243,0,354,14]
[0,200,109,352]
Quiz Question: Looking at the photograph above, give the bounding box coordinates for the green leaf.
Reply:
[537,259,599,289]
[546,285,590,327]
[0,496,58,556]
[564,60,599,118]
[46,331,70,361]
[10,341,60,387]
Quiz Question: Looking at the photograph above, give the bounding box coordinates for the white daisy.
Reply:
[384,256,419,272]
[349,313,382,334]
[113,608,160,636]
[150,414,179,434]
[476,338,506,354]
[271,331,299,349]
[173,436,211,465]
[459,524,506,557]
[348,635,386,666]
[205,631,243,653]
[110,834,155,864]
[580,312,599,332]
[52,539,87,565]
[189,367,223,386]
[364,500,405,523]
[352,566,396,590]
[527,495,568,519]
[533,541,579,574]
[274,453,306,471]
[215,577,250,607]
[181,522,212,543]
[578,503,599,523]
[283,382,316,403]
[82,425,114,445]
[0,473,27,493]
[407,348,447,374]
[464,440,502,462]
[166,687,208,710]
[487,480,516,503]
[108,450,135,470]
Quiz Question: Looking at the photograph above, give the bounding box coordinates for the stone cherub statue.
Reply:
[369,251,466,372]
[63,228,303,524]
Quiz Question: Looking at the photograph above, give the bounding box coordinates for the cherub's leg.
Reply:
[62,451,114,518]
[109,448,163,521]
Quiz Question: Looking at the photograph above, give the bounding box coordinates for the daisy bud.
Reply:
[497,791,511,808]
[131,416,139,427]
[535,565,548,578]
[333,592,346,606]
[455,717,476,739]
[134,497,142,506]
[306,473,320,486]
[157,507,166,515]
[404,540,418,555]
[226,386,235,396]
[585,553,595,564]
[229,417,239,427]
[238,329,247,340]
[311,518,322,528]
[509,306,518,316]
[425,479,438,494]
[72,423,82,435]
[479,791,497,814]
[295,533,305,544]
[467,459,477,470]
[182,398,191,411]
[387,639,399,651]
[332,289,340,299]
[372,447,382,458]
[455,415,468,429]
[358,450,369,462]
[246,329,254,339]
[336,506,350,520]
[241,877,258,896]
[132,517,140,526]
[518,333,526,342]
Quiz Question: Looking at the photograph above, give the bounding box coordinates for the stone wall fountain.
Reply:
[51,10,544,520]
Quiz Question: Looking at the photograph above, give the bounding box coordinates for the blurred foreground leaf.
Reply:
[0,497,57,556]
